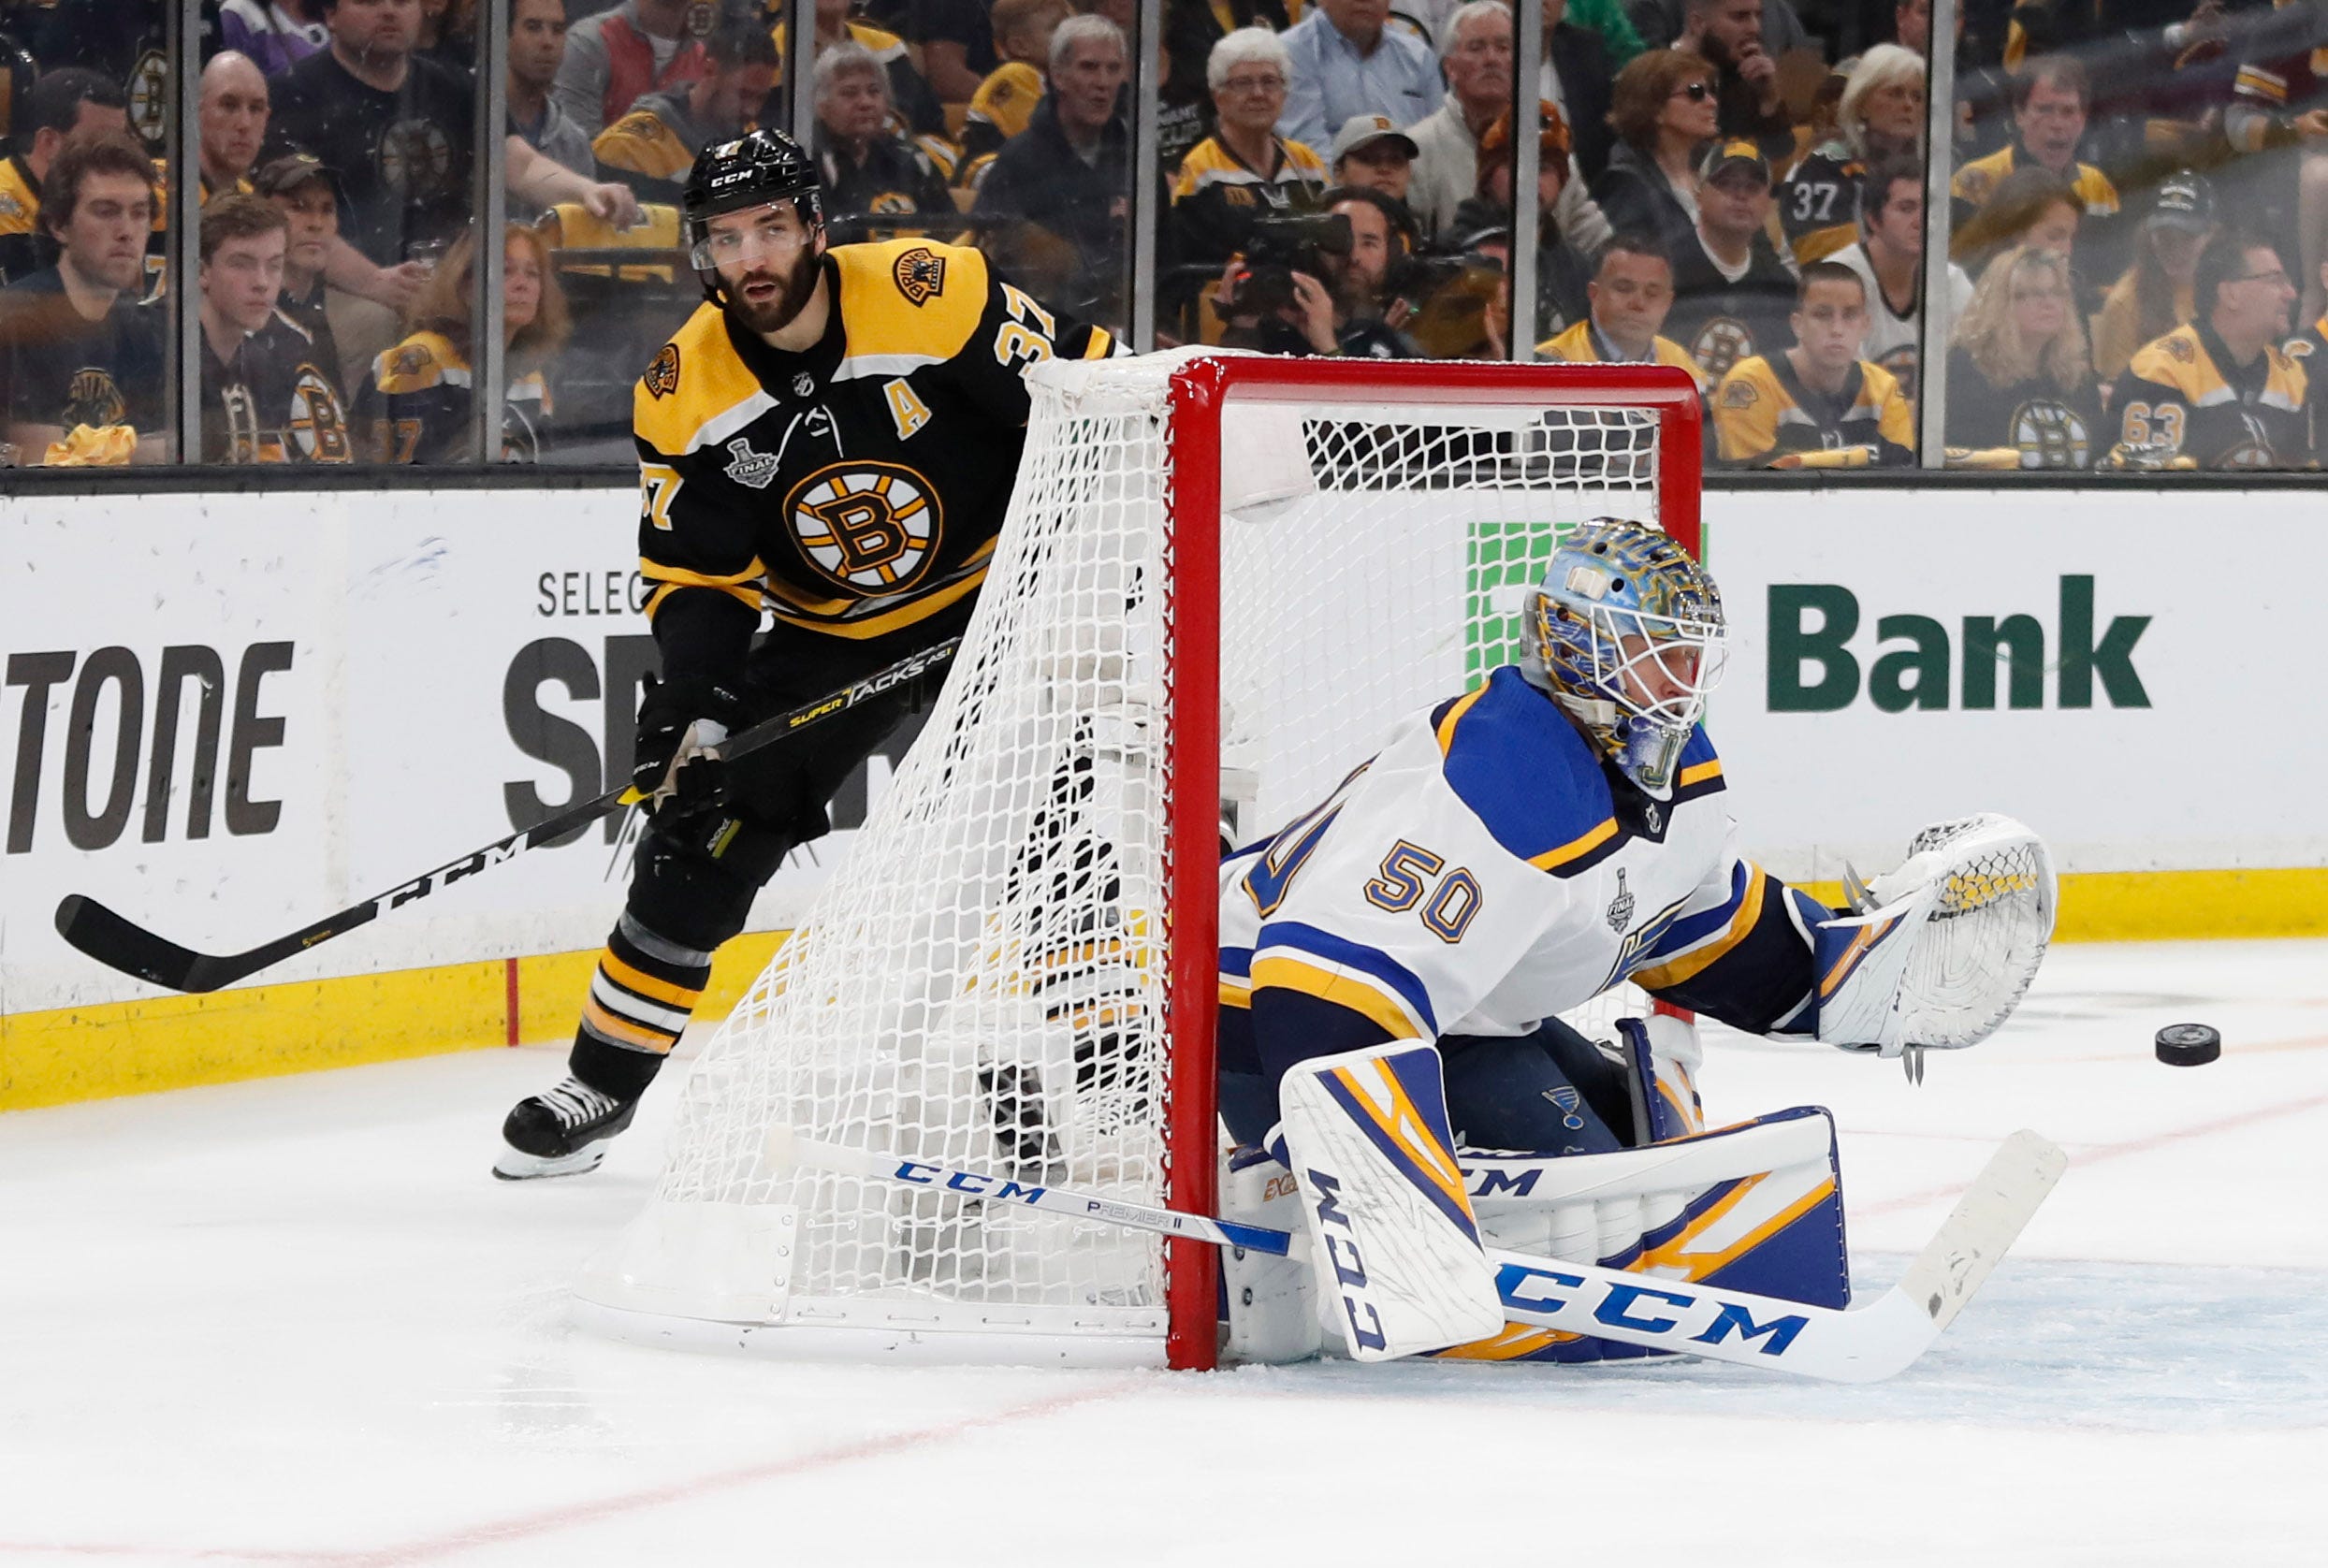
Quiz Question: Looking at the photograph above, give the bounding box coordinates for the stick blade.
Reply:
[52,894,218,993]
[1895,1128,2068,1334]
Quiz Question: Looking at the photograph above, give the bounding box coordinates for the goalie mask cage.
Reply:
[575,353,1704,1370]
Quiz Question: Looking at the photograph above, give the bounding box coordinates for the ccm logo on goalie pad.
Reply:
[1496,1259,1810,1355]
[1310,1170,1391,1354]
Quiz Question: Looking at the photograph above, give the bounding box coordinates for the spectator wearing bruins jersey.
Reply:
[957,0,1069,168]
[1779,44,1920,269]
[1942,245,2102,470]
[197,194,352,465]
[356,225,571,464]
[490,129,1118,1182]
[1666,139,1797,385]
[1535,233,1710,396]
[815,43,954,238]
[593,20,778,200]
[1170,29,1329,274]
[2113,229,2310,470]
[0,67,130,286]
[771,0,950,146]
[0,132,166,465]
[1711,262,1915,469]
[2284,251,2328,450]
[1949,58,2120,271]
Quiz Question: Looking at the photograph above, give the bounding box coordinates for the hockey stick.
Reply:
[52,638,962,994]
[783,1129,2068,1384]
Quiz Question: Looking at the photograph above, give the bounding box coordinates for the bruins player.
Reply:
[1712,261,1915,469]
[2113,229,2310,471]
[495,128,1114,1179]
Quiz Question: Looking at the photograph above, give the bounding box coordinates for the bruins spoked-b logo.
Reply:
[64,366,126,429]
[2008,398,2089,468]
[784,460,942,592]
[378,119,454,196]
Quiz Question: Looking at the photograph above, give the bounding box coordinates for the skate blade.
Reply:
[491,1142,611,1181]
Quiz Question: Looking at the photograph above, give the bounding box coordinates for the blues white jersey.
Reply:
[1217,666,1829,1099]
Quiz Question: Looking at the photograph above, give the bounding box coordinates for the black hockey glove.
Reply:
[633,674,747,820]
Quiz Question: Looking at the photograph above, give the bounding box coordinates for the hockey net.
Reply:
[576,352,1704,1369]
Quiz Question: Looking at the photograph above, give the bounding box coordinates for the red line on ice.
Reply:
[1858,1088,2328,1219]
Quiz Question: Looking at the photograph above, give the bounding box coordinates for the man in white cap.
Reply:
[1329,113,1419,206]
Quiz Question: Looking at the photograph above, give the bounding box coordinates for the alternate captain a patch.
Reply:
[784,459,943,591]
[644,342,680,399]
[893,244,946,305]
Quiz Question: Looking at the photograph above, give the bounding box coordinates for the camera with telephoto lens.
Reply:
[1230,211,1353,316]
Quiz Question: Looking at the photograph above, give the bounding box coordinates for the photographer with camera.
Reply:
[1217,189,1424,357]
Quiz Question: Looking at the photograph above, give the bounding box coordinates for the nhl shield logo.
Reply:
[644,343,680,399]
[893,245,946,305]
[1606,868,1636,933]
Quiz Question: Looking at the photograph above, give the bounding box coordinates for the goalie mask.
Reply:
[1524,520,1728,798]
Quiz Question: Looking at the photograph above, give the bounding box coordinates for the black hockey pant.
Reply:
[566,600,971,1100]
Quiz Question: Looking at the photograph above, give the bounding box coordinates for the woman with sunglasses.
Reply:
[1593,49,1721,263]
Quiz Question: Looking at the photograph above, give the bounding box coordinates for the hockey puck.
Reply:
[2155,1024,2221,1067]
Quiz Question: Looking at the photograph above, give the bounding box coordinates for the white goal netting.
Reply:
[575,352,1699,1366]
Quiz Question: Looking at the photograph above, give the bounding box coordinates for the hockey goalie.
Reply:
[1214,518,2057,1364]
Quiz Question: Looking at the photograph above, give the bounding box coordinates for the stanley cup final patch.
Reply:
[644,343,681,399]
[1605,867,1636,933]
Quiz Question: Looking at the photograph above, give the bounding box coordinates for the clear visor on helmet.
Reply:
[688,199,816,272]
[1581,602,1729,731]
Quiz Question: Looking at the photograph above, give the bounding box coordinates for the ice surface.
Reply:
[1,939,2321,1565]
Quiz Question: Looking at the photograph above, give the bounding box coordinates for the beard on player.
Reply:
[725,242,823,338]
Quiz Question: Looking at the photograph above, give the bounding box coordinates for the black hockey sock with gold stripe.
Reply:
[568,912,712,1100]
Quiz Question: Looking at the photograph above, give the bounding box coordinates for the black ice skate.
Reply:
[493,1077,640,1180]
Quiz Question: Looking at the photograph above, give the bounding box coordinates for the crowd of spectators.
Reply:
[5,0,2328,471]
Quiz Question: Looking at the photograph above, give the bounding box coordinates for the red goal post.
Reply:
[1159,357,1706,1370]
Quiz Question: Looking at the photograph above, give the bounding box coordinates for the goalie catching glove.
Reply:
[632,674,746,819]
[1812,813,2057,1059]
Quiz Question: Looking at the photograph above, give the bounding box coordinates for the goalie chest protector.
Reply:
[633,239,1113,643]
[1221,667,1736,1046]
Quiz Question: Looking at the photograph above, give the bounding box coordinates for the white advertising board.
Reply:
[1,487,890,1013]
[1701,486,2328,883]
[6,482,2321,1016]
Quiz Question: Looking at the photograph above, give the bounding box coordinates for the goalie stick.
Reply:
[52,638,962,995]
[779,1128,2068,1384]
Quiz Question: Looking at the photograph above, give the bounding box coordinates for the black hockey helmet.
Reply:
[681,127,822,306]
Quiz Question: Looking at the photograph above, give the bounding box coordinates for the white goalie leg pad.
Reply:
[1447,1108,1851,1364]
[1275,1042,1506,1361]
[1219,1147,1321,1364]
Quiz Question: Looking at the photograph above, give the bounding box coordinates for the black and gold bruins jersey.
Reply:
[634,239,1114,681]
[1711,352,1915,468]
[2284,313,2328,450]
[1777,143,1860,268]
[356,328,553,464]
[202,308,353,465]
[1535,318,1710,393]
[2117,322,2311,470]
[0,151,48,283]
